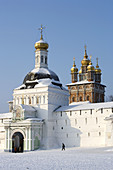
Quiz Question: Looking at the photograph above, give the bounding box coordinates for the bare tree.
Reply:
[109,95,113,101]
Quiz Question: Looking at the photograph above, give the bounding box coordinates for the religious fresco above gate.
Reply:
[12,105,23,121]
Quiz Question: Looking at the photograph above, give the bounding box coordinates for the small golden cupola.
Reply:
[71,57,78,73]
[95,57,101,73]
[87,56,95,71]
[95,57,101,83]
[87,56,95,81]
[71,57,78,83]
[81,45,90,66]
[35,25,49,50]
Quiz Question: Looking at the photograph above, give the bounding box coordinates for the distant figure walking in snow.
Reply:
[62,143,65,151]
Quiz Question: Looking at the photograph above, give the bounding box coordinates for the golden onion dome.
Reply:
[71,57,78,73]
[35,35,49,50]
[81,59,90,66]
[87,56,95,71]
[95,58,101,73]
[79,69,82,74]
[81,45,90,66]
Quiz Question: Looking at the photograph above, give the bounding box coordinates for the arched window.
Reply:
[72,96,75,102]
[87,96,89,101]
[45,56,47,64]
[80,96,82,101]
[41,56,43,63]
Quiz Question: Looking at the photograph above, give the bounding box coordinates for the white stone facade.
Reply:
[54,102,113,148]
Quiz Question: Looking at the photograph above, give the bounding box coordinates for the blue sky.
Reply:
[0,0,113,112]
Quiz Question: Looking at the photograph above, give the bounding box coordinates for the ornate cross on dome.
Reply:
[96,57,98,65]
[38,24,45,40]
[84,45,87,51]
[84,45,87,57]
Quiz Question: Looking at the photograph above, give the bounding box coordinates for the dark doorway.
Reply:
[12,132,24,153]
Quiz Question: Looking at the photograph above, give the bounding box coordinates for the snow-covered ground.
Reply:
[0,147,113,170]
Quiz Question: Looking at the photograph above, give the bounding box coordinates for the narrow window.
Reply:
[99,132,101,136]
[112,108,113,113]
[88,133,90,137]
[45,56,47,64]
[43,96,45,104]
[80,96,82,101]
[32,96,34,104]
[75,119,77,125]
[101,108,103,114]
[87,96,89,101]
[72,97,75,102]
[65,120,67,125]
[61,112,62,117]
[56,120,57,124]
[80,110,81,115]
[90,109,92,115]
[41,55,43,63]
[36,96,39,104]
[53,126,54,130]
[85,118,87,124]
[67,134,68,138]
[96,117,98,124]
[70,111,72,116]
[29,97,31,104]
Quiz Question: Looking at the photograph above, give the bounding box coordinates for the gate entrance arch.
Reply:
[12,132,24,153]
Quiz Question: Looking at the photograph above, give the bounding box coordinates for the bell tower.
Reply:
[34,25,49,69]
[67,46,106,103]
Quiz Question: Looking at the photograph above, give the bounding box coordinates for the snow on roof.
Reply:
[66,80,106,86]
[66,80,94,86]
[20,104,37,112]
[26,118,44,122]
[0,112,12,119]
[15,84,26,90]
[55,101,113,112]
[31,68,58,78]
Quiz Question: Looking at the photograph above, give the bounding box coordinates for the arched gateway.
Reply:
[12,132,24,153]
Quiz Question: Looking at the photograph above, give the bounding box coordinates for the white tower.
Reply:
[35,25,49,69]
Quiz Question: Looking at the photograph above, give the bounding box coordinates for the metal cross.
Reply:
[84,45,87,51]
[96,57,98,65]
[38,24,45,38]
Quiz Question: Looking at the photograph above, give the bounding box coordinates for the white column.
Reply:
[8,128,10,150]
[26,128,28,151]
[29,127,31,151]
[34,96,36,105]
